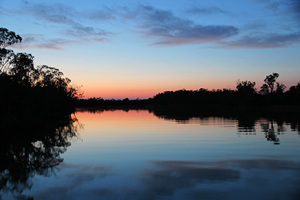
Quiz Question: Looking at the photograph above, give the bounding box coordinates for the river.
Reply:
[1,109,300,200]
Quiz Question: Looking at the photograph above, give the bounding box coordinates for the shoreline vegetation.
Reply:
[1,27,300,118]
[1,28,78,116]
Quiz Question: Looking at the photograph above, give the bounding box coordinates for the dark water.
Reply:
[1,110,300,200]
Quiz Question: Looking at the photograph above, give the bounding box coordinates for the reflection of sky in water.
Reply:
[27,159,300,200]
[16,111,300,199]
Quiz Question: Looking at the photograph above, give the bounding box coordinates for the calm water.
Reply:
[1,110,300,200]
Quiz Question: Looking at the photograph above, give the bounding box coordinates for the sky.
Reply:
[0,0,300,98]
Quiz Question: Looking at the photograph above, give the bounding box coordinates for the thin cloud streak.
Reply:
[225,33,300,48]
[186,6,234,16]
[23,3,77,25]
[86,6,117,21]
[11,34,76,50]
[67,24,109,37]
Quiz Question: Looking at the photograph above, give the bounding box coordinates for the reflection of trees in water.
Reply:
[0,114,80,200]
[260,120,285,145]
[237,116,256,134]
[237,118,286,145]
[290,121,300,134]
[149,107,300,145]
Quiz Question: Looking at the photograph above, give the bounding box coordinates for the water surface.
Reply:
[1,110,300,200]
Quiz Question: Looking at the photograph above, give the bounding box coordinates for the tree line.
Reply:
[153,74,300,108]
[0,28,79,114]
[78,73,300,109]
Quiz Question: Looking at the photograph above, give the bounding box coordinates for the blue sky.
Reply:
[1,0,299,98]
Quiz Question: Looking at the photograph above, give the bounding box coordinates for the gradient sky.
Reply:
[1,0,299,98]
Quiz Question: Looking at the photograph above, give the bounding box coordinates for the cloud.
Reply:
[242,20,268,31]
[14,2,113,49]
[11,34,76,50]
[186,6,233,16]
[24,3,117,24]
[67,23,110,37]
[134,3,300,48]
[287,0,300,24]
[64,23,111,45]
[232,0,300,48]
[133,5,239,46]
[87,6,117,21]
[225,32,300,48]
[4,1,300,49]
[24,3,77,25]
[130,3,300,48]
[256,0,300,25]
[292,0,300,12]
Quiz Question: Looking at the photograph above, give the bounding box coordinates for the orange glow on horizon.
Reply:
[79,81,239,99]
[78,79,298,99]
[82,89,158,99]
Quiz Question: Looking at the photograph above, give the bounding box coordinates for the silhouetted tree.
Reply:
[261,72,279,94]
[275,82,286,93]
[0,28,22,47]
[10,53,35,86]
[236,80,256,94]
[0,48,15,73]
[288,83,300,94]
[0,28,22,73]
[0,27,79,113]
[259,83,269,95]
[285,82,300,105]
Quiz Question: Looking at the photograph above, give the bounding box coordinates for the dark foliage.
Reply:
[0,28,22,47]
[153,88,240,107]
[151,74,299,108]
[236,80,256,94]
[76,97,152,110]
[0,28,79,114]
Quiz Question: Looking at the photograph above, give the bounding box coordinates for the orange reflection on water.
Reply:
[75,110,238,130]
[74,110,174,136]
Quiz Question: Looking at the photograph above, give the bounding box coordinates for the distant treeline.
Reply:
[77,74,300,110]
[152,83,300,108]
[153,73,300,108]
[0,28,79,114]
[76,98,152,109]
